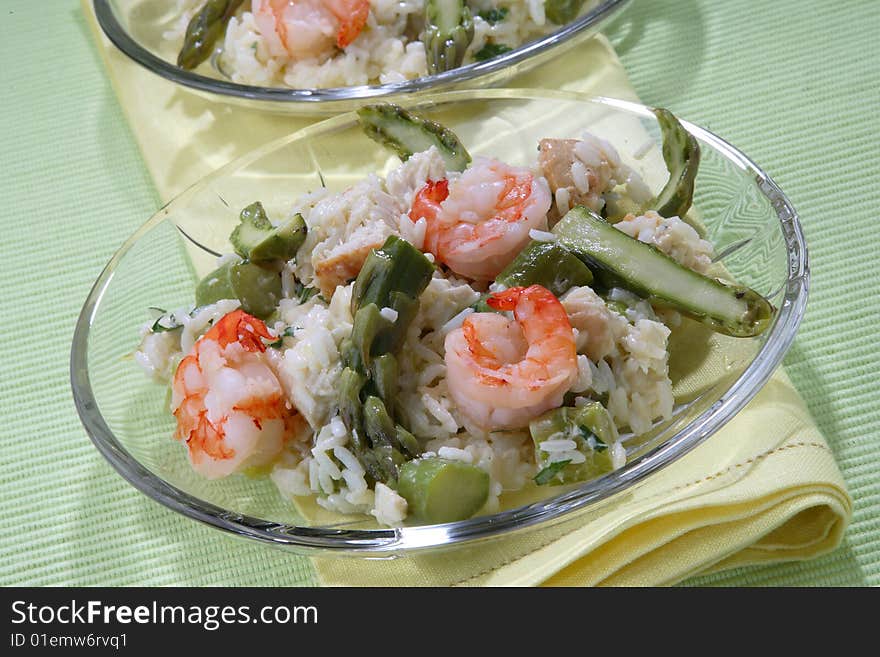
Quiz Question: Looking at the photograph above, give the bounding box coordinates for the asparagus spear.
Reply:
[370,353,398,417]
[424,0,475,74]
[650,108,701,221]
[352,235,435,312]
[544,0,587,25]
[337,236,434,484]
[363,396,407,480]
[194,258,282,320]
[495,241,593,296]
[471,240,594,311]
[398,458,490,523]
[231,201,307,264]
[356,103,471,172]
[553,206,774,337]
[348,304,391,372]
[177,0,244,70]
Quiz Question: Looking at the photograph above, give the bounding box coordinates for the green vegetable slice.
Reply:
[552,207,774,337]
[530,402,618,486]
[352,235,435,311]
[495,240,593,296]
[177,0,244,70]
[194,258,281,320]
[356,103,471,172]
[230,202,306,264]
[398,458,490,523]
[650,108,701,221]
[424,0,475,74]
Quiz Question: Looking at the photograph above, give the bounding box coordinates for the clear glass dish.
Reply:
[71,90,807,556]
[92,0,631,114]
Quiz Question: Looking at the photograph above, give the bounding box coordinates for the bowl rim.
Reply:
[92,0,631,105]
[70,89,808,554]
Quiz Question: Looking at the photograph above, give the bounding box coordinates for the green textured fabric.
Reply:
[0,0,876,586]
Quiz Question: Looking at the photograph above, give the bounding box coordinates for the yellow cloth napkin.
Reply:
[84,1,851,586]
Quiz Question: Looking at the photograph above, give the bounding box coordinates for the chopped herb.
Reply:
[473,43,513,61]
[150,311,182,333]
[577,426,608,452]
[297,284,320,304]
[534,459,571,486]
[267,326,299,349]
[478,7,509,23]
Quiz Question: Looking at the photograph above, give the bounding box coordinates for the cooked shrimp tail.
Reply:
[444,284,578,430]
[171,309,302,479]
[410,158,552,280]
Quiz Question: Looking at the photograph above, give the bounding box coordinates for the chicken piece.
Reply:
[313,221,394,298]
[538,136,622,223]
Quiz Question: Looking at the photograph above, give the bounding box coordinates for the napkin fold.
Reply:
[83,0,851,586]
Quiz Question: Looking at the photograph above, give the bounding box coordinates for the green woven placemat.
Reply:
[608,0,880,586]
[0,0,876,586]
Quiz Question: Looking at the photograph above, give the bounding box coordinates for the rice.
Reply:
[529,228,557,242]
[540,131,627,217]
[613,211,715,273]
[134,299,241,381]
[562,285,674,435]
[167,1,599,89]
[270,285,354,428]
[437,446,474,463]
[141,126,703,527]
[295,147,447,291]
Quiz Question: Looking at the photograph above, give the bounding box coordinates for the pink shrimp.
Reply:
[171,309,301,479]
[444,285,578,430]
[409,158,552,281]
[252,0,369,59]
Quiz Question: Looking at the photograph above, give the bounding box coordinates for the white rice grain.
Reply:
[439,307,474,336]
[554,187,571,215]
[570,160,590,194]
[380,307,399,323]
[528,229,557,242]
[539,439,578,452]
[437,446,473,463]
[333,445,363,474]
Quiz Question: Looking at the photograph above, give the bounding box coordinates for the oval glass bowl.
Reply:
[71,90,807,556]
[93,0,630,113]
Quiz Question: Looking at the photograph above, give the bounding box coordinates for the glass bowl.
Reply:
[92,0,631,114]
[71,90,807,556]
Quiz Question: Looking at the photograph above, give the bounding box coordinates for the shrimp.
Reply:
[444,285,578,430]
[171,309,301,479]
[252,0,369,59]
[409,158,552,281]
